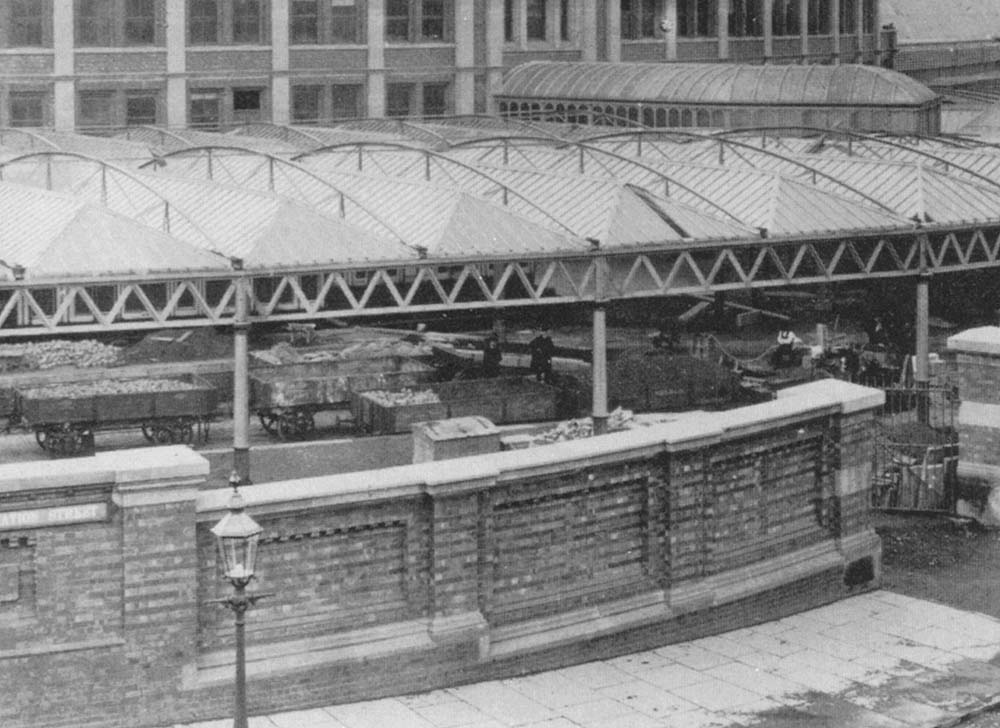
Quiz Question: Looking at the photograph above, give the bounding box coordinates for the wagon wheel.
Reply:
[276,413,297,441]
[258,412,279,435]
[152,426,176,444]
[173,422,194,444]
[68,429,85,455]
[141,423,156,442]
[294,410,316,437]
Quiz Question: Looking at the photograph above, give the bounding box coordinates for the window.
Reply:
[862,0,874,33]
[728,0,762,37]
[232,88,263,122]
[292,85,321,123]
[291,0,319,43]
[422,83,448,117]
[422,0,444,39]
[385,0,451,42]
[190,90,222,129]
[124,0,155,44]
[126,94,157,125]
[9,0,47,47]
[386,83,413,117]
[9,92,45,127]
[77,91,115,130]
[560,0,570,40]
[386,0,410,40]
[772,0,798,36]
[621,0,658,40]
[839,0,856,33]
[189,0,219,43]
[677,0,717,38]
[330,1,360,43]
[331,84,362,119]
[504,0,514,41]
[233,0,263,42]
[75,0,114,46]
[807,0,830,35]
[526,0,545,40]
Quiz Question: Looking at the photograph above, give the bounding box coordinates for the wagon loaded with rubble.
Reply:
[17,377,217,455]
[250,343,437,439]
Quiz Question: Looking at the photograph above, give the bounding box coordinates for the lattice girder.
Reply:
[3,227,1000,335]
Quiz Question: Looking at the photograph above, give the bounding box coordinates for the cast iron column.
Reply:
[233,270,251,484]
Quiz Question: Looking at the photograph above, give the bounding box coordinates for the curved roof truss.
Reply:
[447,135,823,227]
[139,145,413,247]
[293,141,583,237]
[571,129,908,215]
[0,127,61,152]
[0,150,222,253]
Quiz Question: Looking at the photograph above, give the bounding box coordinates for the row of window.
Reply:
[498,99,936,135]
[1,81,453,129]
[0,0,450,48]
[503,0,573,44]
[624,0,876,40]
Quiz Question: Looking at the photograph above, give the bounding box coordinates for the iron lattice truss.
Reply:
[2,226,996,336]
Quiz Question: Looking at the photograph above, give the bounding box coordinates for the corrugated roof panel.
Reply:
[0,182,224,279]
[500,62,939,107]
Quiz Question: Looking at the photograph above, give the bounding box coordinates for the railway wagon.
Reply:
[353,377,560,435]
[251,355,438,439]
[18,377,217,456]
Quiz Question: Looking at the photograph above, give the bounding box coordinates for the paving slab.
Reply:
[175,591,1000,728]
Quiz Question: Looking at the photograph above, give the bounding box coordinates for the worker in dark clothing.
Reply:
[482,332,502,377]
[653,318,682,351]
[529,328,555,383]
[775,328,798,368]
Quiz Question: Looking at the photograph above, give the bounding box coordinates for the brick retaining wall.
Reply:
[0,379,883,728]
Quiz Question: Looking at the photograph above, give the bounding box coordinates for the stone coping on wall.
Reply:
[0,445,208,495]
[947,325,1000,355]
[195,379,885,518]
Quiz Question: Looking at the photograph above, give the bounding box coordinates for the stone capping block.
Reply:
[777,378,885,415]
[199,379,885,517]
[0,445,207,497]
[947,326,1000,356]
[958,401,1000,428]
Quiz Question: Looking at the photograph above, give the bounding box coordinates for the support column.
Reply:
[763,0,773,61]
[271,0,290,124]
[592,304,609,435]
[367,0,386,117]
[166,0,187,127]
[581,1,598,60]
[52,0,75,130]
[855,0,864,61]
[484,0,505,114]
[233,273,251,484]
[831,0,840,62]
[454,0,475,115]
[718,0,730,60]
[664,0,678,60]
[915,271,931,424]
[801,0,810,60]
[605,1,621,62]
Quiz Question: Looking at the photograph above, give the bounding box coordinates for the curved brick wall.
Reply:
[0,379,883,728]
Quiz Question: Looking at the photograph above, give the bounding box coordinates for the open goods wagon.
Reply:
[17,377,217,456]
[353,377,559,435]
[250,355,437,439]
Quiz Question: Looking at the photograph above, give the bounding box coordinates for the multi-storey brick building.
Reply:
[0,1,882,132]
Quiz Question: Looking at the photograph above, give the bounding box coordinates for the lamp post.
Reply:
[210,472,266,728]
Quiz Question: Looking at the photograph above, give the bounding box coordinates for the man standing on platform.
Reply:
[482,332,502,377]
[529,328,555,383]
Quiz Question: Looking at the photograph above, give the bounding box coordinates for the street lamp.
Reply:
[211,472,265,728]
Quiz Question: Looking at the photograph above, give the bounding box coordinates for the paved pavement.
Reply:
[174,590,1000,728]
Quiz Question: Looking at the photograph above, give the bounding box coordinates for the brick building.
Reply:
[0,0,882,132]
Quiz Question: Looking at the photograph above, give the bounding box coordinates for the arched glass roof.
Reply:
[500,62,940,107]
